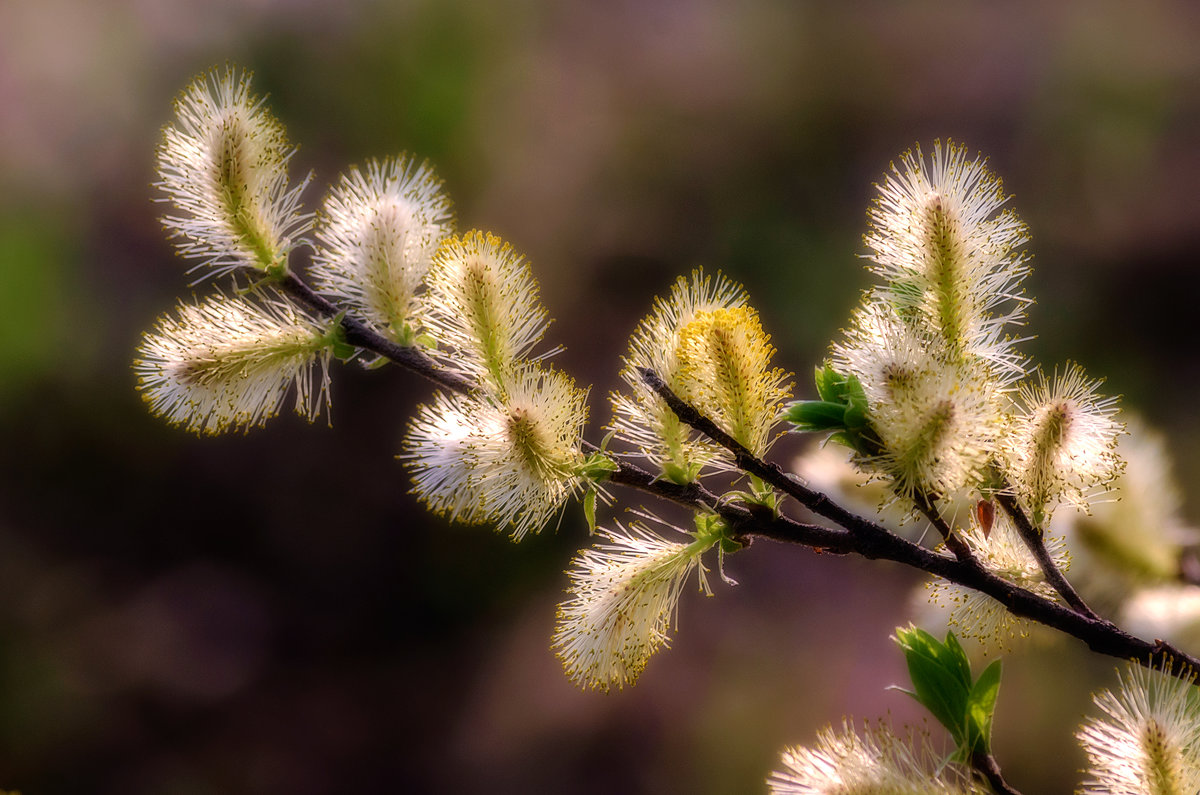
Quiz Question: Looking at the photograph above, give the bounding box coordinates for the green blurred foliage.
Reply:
[0,211,80,403]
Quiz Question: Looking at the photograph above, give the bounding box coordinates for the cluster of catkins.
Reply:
[769,146,1200,792]
[137,67,1197,791]
[136,67,590,541]
[134,68,789,695]
[823,144,1122,524]
[786,143,1127,645]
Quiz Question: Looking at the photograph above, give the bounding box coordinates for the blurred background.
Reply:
[1,0,1199,792]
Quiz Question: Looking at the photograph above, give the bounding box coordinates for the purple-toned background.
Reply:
[1,1,1198,792]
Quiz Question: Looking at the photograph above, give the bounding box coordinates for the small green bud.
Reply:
[580,451,620,482]
[691,512,744,555]
[264,254,290,280]
[692,512,726,542]
[583,488,598,532]
[662,460,703,485]
[322,315,357,361]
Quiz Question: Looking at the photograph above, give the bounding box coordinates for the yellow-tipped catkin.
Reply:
[821,142,1035,506]
[1077,663,1200,794]
[401,364,588,540]
[1004,363,1123,525]
[552,517,714,691]
[768,721,985,794]
[833,303,998,500]
[418,231,551,390]
[609,269,748,482]
[157,67,312,278]
[866,141,1029,380]
[674,304,792,460]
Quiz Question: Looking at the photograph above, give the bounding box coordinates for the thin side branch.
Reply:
[278,271,476,395]
[909,489,975,563]
[994,491,1100,620]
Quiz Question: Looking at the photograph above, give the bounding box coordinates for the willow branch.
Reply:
[994,490,1100,621]
[725,468,1200,683]
[270,268,1200,684]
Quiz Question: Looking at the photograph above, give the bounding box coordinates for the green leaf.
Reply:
[905,654,970,746]
[894,627,973,747]
[583,488,598,533]
[827,430,853,449]
[814,364,847,403]
[965,659,1002,755]
[894,627,1005,760]
[843,375,869,419]
[718,534,744,554]
[842,401,867,431]
[943,631,974,690]
[580,451,620,481]
[785,400,848,431]
[793,368,872,436]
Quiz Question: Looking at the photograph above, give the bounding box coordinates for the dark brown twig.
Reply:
[279,272,476,395]
[908,489,975,562]
[994,491,1100,621]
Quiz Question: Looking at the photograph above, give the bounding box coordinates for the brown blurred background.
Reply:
[1,1,1198,792]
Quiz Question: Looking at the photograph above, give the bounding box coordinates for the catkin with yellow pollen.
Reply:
[674,305,791,461]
